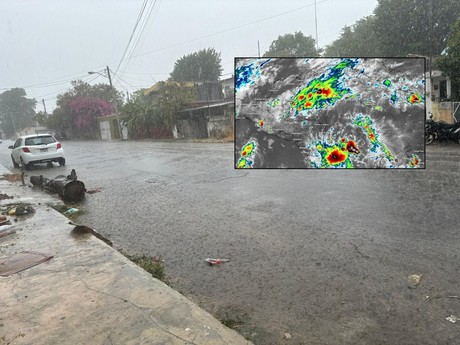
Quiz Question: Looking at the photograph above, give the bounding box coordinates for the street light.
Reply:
[88,66,122,139]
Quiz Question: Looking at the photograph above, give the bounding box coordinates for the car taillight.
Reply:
[57,143,62,149]
[22,147,30,153]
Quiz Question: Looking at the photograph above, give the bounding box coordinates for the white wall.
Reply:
[100,120,111,140]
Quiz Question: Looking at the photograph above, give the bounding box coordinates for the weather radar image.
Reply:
[235,58,425,169]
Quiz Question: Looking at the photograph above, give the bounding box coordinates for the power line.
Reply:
[2,0,327,96]
[118,0,160,78]
[30,74,100,101]
[113,73,151,90]
[114,0,149,76]
[0,72,94,91]
[121,71,169,76]
[113,73,135,89]
[114,74,157,83]
[123,0,328,63]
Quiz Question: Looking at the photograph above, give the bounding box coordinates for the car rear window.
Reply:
[25,136,56,146]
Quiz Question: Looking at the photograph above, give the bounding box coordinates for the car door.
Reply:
[12,138,22,162]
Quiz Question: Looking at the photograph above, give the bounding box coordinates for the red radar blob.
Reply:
[327,149,346,164]
[410,95,420,103]
[346,140,360,154]
[298,95,305,100]
[322,88,332,97]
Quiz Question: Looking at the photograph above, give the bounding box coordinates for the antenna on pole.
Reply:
[258,40,261,58]
[314,0,319,51]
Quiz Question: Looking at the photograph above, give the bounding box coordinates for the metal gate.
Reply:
[453,102,460,123]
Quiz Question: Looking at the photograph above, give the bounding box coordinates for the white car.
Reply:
[9,134,65,170]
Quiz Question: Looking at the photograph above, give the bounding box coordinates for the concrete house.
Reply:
[426,69,459,123]
[144,77,234,140]
[97,114,128,140]
[174,77,234,140]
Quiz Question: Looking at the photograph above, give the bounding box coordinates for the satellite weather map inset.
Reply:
[235,57,426,169]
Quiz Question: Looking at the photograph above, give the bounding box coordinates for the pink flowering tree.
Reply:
[67,96,113,139]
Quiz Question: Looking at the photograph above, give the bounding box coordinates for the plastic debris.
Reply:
[7,205,34,216]
[446,315,458,323]
[205,258,230,266]
[284,332,292,339]
[408,274,422,288]
[64,208,79,216]
[0,226,16,238]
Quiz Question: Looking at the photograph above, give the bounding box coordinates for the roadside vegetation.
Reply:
[119,251,167,283]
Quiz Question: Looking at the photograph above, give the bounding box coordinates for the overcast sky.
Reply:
[0,0,378,111]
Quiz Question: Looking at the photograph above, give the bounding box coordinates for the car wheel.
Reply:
[47,161,53,168]
[20,157,31,170]
[11,155,19,169]
[59,158,66,166]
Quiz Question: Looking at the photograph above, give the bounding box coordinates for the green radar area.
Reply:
[235,57,426,169]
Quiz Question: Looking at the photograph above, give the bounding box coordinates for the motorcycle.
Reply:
[425,115,460,145]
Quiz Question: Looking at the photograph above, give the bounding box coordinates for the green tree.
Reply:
[374,0,460,57]
[46,107,69,139]
[121,89,161,138]
[324,16,381,57]
[437,19,460,100]
[264,31,319,57]
[0,88,36,137]
[156,81,196,126]
[170,48,222,82]
[121,82,196,139]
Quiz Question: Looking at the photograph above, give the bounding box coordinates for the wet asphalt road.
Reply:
[0,140,459,345]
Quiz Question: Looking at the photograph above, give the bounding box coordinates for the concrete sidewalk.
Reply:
[0,167,252,345]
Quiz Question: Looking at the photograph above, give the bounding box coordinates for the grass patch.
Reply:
[120,252,167,283]
[47,202,68,213]
[46,202,84,221]
[216,305,269,343]
[217,306,250,329]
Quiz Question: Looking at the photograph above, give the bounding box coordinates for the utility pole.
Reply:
[428,0,433,90]
[126,90,130,103]
[42,99,47,116]
[106,66,122,140]
[314,0,319,51]
[257,40,261,58]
